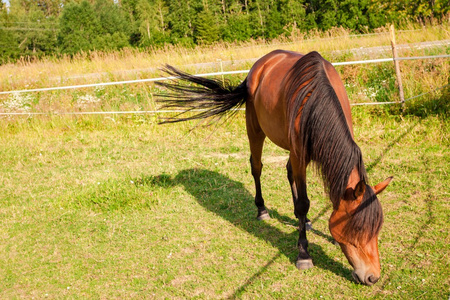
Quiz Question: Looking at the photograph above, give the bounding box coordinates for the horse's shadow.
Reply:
[149,168,352,282]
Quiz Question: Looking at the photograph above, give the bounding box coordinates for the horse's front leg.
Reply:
[287,155,313,269]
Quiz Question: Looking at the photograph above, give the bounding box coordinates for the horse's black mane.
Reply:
[285,51,382,242]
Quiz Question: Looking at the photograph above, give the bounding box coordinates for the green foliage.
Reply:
[264,4,284,39]
[280,0,307,34]
[165,0,202,46]
[0,0,58,62]
[0,27,21,64]
[17,10,57,56]
[0,0,449,62]
[137,0,169,46]
[58,0,129,54]
[120,0,141,45]
[222,12,252,42]
[337,0,370,30]
[194,9,220,44]
[57,1,100,54]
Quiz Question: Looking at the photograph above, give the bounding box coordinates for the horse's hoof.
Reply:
[296,259,314,270]
[257,212,271,220]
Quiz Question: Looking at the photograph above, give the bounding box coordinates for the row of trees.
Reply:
[0,0,448,63]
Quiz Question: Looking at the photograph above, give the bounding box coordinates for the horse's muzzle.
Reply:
[352,271,380,286]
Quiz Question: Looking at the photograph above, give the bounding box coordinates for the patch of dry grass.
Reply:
[0,21,448,93]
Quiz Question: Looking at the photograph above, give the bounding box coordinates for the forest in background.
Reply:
[0,0,448,64]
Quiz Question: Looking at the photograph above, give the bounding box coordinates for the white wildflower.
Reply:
[94,86,105,93]
[76,94,101,109]
[365,87,379,99]
[1,92,33,112]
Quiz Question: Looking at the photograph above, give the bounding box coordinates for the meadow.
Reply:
[0,23,448,298]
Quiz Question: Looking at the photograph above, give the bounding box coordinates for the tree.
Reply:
[194,9,220,44]
[58,0,130,54]
[314,0,339,30]
[166,0,202,46]
[93,0,130,50]
[1,0,449,63]
[390,0,449,22]
[35,0,65,17]
[0,2,22,63]
[136,0,169,46]
[19,8,57,55]
[222,11,252,42]
[336,0,369,31]
[1,0,57,61]
[280,0,307,34]
[120,0,141,45]
[58,1,100,54]
[264,2,284,39]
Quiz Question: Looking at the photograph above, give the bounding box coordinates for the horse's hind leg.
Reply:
[250,154,270,220]
[246,104,270,220]
[287,154,313,269]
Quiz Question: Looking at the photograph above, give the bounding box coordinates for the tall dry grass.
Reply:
[0,21,448,92]
[0,21,448,115]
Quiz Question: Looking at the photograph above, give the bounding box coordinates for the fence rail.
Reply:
[1,81,448,117]
[0,38,449,116]
[1,82,448,116]
[1,54,448,96]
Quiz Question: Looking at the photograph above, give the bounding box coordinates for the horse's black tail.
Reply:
[156,65,247,124]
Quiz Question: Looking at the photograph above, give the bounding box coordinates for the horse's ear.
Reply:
[353,180,366,199]
[373,176,393,195]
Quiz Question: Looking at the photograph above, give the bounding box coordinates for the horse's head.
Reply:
[329,177,392,286]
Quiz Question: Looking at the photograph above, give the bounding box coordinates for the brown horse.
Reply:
[157,50,392,286]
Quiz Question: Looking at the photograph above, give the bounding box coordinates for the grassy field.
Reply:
[0,100,448,298]
[0,23,449,299]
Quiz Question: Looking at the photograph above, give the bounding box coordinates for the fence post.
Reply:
[218,59,225,86]
[390,24,405,109]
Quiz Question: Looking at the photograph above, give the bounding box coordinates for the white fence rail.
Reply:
[0,51,448,116]
[1,54,448,96]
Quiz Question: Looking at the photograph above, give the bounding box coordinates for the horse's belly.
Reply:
[255,99,290,150]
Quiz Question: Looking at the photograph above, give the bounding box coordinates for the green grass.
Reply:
[0,23,448,298]
[0,93,448,298]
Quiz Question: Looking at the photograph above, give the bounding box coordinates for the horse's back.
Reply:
[245,50,354,150]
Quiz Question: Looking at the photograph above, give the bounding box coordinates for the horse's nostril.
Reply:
[367,274,380,285]
[351,271,362,284]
